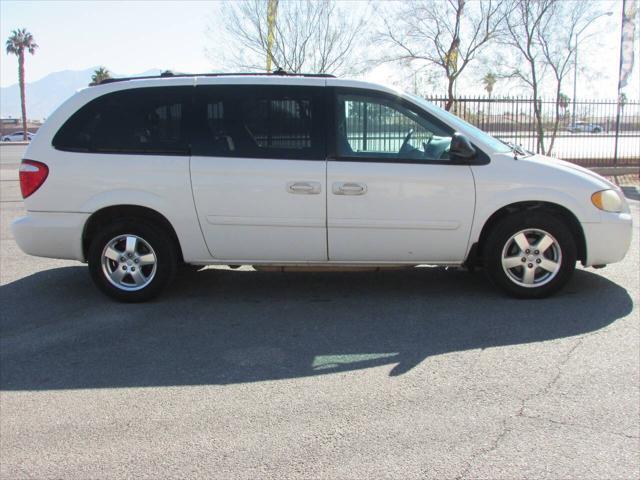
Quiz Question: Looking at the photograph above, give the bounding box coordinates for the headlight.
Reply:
[591,189,623,212]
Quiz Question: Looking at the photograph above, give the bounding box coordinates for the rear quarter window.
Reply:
[52,87,191,155]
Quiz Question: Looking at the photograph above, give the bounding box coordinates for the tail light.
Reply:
[19,160,49,199]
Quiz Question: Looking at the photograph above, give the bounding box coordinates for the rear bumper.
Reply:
[582,212,633,267]
[11,211,89,261]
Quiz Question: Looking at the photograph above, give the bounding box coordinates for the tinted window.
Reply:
[243,98,313,149]
[192,85,325,159]
[53,87,190,155]
[337,93,454,162]
[200,99,234,154]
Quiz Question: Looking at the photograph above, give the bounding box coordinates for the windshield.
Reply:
[406,93,513,154]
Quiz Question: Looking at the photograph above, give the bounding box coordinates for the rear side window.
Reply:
[192,85,325,159]
[53,87,191,155]
[243,97,312,149]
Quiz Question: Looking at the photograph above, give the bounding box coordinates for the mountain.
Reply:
[0,67,162,120]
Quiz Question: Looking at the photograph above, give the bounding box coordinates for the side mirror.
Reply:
[449,132,476,160]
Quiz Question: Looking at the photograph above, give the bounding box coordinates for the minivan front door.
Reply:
[327,90,476,263]
[190,83,327,262]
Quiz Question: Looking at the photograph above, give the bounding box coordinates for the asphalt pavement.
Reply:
[1,144,638,479]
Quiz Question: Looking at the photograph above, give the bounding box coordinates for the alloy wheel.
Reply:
[501,228,562,288]
[101,234,157,291]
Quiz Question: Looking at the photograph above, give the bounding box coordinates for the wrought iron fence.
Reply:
[344,97,433,153]
[425,96,640,167]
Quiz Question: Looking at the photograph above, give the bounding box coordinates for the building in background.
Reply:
[0,117,41,137]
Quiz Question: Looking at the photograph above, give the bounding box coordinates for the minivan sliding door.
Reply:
[190,83,328,262]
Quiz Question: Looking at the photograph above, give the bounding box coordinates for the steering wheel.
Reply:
[399,128,414,153]
[422,135,433,153]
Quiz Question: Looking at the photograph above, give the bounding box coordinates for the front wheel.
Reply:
[484,213,577,299]
[88,219,177,302]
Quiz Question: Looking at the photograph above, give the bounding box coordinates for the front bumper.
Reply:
[582,212,633,267]
[11,211,90,261]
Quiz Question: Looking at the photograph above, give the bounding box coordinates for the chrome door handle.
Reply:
[287,181,321,194]
[333,182,367,195]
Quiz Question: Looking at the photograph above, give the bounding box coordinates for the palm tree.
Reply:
[90,66,111,86]
[5,29,38,141]
[482,72,497,128]
[482,72,497,98]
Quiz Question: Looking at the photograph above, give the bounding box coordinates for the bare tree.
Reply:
[207,0,366,75]
[501,0,605,154]
[377,0,506,110]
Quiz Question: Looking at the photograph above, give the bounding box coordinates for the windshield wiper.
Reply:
[499,139,530,159]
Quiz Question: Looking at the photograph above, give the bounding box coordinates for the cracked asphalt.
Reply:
[1,145,639,479]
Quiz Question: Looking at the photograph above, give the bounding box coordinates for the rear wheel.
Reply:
[484,213,577,298]
[88,219,177,302]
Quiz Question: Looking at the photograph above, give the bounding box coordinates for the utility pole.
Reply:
[571,32,579,125]
[266,0,279,73]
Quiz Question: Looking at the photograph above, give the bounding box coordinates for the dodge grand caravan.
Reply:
[12,72,633,301]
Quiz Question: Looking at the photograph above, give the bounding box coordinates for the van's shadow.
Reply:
[0,266,632,391]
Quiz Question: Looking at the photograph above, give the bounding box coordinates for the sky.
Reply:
[0,0,638,100]
[0,1,213,84]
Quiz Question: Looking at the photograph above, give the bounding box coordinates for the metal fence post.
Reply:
[613,98,622,167]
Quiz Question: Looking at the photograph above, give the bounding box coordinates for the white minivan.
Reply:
[12,73,632,301]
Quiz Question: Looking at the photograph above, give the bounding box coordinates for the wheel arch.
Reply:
[82,205,184,263]
[469,201,586,267]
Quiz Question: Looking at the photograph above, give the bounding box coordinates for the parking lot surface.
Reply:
[1,145,639,479]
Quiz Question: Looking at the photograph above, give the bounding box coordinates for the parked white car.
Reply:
[566,122,604,134]
[2,131,34,142]
[12,73,632,301]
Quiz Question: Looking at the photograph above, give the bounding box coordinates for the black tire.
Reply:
[484,212,577,299]
[88,218,177,302]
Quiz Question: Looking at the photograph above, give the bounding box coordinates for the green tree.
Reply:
[90,66,112,86]
[482,72,497,126]
[5,28,38,141]
[482,72,497,98]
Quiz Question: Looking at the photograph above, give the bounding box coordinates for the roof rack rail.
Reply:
[97,69,336,85]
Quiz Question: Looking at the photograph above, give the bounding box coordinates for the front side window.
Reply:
[53,87,190,155]
[193,85,325,159]
[337,93,454,162]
